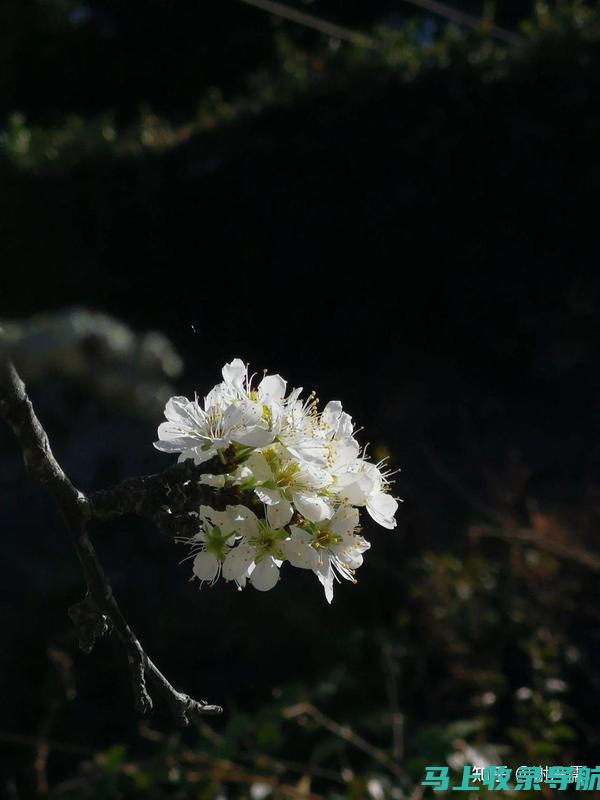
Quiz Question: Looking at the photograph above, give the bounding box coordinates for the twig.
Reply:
[139,723,347,784]
[472,525,600,573]
[34,647,77,794]
[283,702,405,781]
[381,641,404,761]
[237,0,376,49]
[0,358,221,723]
[399,0,522,45]
[52,751,325,800]
[88,452,249,543]
[421,444,505,525]
[238,0,522,47]
[177,752,325,799]
[0,730,91,757]
[252,753,347,786]
[89,457,220,521]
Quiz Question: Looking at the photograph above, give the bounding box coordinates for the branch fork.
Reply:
[0,358,222,724]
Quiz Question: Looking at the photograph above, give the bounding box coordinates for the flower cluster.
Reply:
[155,359,399,602]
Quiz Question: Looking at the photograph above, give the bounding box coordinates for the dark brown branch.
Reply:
[89,450,259,543]
[420,444,505,525]
[283,702,406,781]
[472,524,600,573]
[89,457,221,520]
[0,358,222,723]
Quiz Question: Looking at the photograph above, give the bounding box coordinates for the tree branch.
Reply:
[89,458,220,520]
[89,449,260,542]
[0,358,222,723]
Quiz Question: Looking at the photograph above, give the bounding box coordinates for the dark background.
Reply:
[2,1,600,798]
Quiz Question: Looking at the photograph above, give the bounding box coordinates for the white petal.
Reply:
[177,446,215,465]
[204,384,227,410]
[231,425,275,448]
[222,359,247,393]
[321,400,354,439]
[255,486,282,506]
[329,505,360,537]
[266,501,293,528]
[314,559,335,604]
[200,505,237,534]
[258,374,287,403]
[232,464,253,483]
[293,492,334,523]
[154,422,200,452]
[321,400,343,429]
[331,439,360,469]
[367,492,398,529]
[164,396,202,427]
[223,399,262,431]
[222,543,255,584]
[281,531,317,570]
[363,462,385,491]
[286,387,303,405]
[334,471,375,505]
[298,462,333,490]
[285,440,329,466]
[192,551,219,582]
[226,505,260,537]
[333,533,371,570]
[250,557,280,591]
[199,473,226,488]
[245,451,274,483]
[337,412,354,438]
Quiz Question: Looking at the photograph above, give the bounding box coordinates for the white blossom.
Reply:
[186,506,239,586]
[282,505,370,603]
[244,448,334,524]
[155,358,400,601]
[222,505,287,591]
[154,359,287,463]
[333,460,399,530]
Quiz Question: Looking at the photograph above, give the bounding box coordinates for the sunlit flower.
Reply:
[222,505,288,591]
[186,506,239,586]
[282,505,370,603]
[244,447,334,524]
[333,459,398,530]
[154,359,287,463]
[157,358,400,601]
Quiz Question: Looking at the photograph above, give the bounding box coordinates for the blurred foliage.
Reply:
[2,2,599,171]
[0,11,568,170]
[2,308,183,417]
[0,0,533,120]
[42,535,600,798]
[3,1,600,798]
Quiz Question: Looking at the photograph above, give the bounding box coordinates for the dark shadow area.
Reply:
[1,2,600,798]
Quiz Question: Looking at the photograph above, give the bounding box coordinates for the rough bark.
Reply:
[0,358,222,723]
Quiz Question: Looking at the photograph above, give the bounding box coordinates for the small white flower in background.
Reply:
[250,782,273,800]
[155,358,400,602]
[367,778,385,800]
